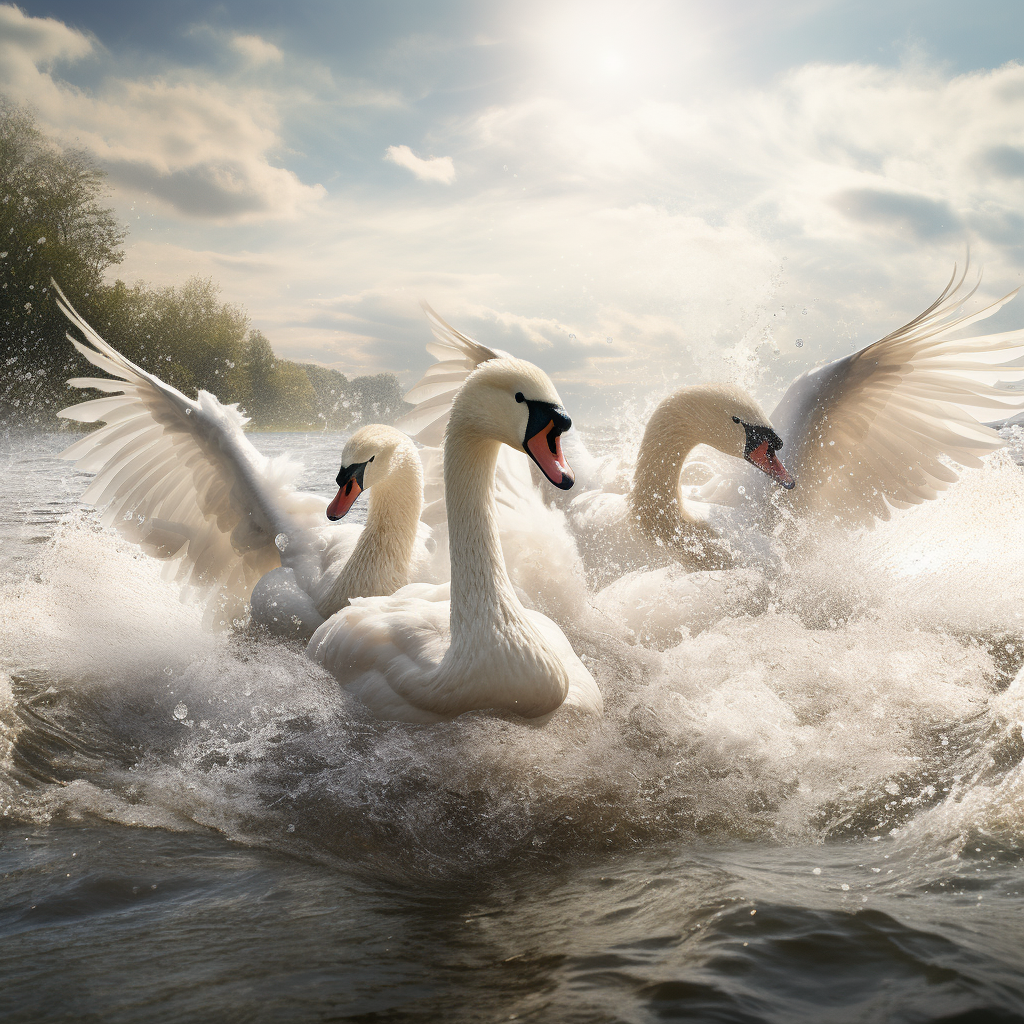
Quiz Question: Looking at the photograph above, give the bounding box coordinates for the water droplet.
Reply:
[568,334,576,340]
[606,337,612,344]
[185,408,192,415]
[812,867,822,875]
[737,485,745,495]
[841,883,850,891]
[173,702,188,721]
[802,309,808,315]
[275,533,289,552]
[287,823,295,833]
[795,339,803,348]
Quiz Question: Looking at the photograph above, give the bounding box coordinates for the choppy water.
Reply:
[3,429,1024,1023]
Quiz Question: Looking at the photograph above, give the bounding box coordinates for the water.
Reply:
[2,430,1024,1023]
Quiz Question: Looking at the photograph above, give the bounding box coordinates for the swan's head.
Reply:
[327,424,415,520]
[450,357,575,489]
[699,384,794,490]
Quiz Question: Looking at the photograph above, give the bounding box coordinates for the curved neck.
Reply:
[315,446,423,616]
[627,390,733,567]
[628,392,705,537]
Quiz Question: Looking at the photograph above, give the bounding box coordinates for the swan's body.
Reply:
[54,286,430,631]
[308,358,602,723]
[402,269,1024,590]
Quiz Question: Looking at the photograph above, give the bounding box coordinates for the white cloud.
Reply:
[0,3,92,64]
[117,56,1024,420]
[384,145,456,184]
[7,0,1020,412]
[0,5,323,222]
[230,33,283,66]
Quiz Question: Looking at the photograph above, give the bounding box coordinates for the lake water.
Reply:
[3,429,1024,1023]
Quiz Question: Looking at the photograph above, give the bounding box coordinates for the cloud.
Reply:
[105,157,308,219]
[9,0,1020,407]
[384,145,456,184]
[230,34,282,66]
[0,4,323,222]
[0,3,92,64]
[831,188,960,240]
[981,145,1024,180]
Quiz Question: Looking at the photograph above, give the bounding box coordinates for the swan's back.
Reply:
[308,585,452,724]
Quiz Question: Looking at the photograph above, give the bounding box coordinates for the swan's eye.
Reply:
[369,456,374,462]
[732,416,741,424]
[515,392,524,403]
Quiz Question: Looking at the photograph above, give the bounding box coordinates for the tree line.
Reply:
[0,99,407,431]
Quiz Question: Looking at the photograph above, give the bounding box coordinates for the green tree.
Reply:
[0,99,126,424]
[302,362,354,430]
[348,372,409,425]
[84,276,250,403]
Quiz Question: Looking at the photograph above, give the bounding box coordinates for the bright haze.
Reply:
[2,0,1022,424]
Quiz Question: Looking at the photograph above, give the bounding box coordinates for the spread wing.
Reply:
[689,266,1024,526]
[54,283,326,624]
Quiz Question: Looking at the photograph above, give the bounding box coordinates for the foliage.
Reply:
[0,98,126,424]
[0,100,409,432]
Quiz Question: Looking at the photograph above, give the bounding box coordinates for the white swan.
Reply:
[401,267,1024,588]
[250,423,432,638]
[52,285,431,631]
[307,357,603,723]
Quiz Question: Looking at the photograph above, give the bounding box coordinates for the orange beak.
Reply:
[748,441,795,489]
[327,478,362,520]
[526,420,575,489]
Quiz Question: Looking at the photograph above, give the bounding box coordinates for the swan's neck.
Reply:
[445,433,529,644]
[314,448,423,617]
[627,392,732,566]
[435,423,569,718]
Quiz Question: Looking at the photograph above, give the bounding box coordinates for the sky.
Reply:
[1,0,1023,423]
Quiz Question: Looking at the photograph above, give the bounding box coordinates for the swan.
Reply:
[400,266,1024,589]
[307,357,603,723]
[52,284,432,632]
[250,423,432,638]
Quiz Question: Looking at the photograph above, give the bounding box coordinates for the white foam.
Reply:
[0,432,1022,874]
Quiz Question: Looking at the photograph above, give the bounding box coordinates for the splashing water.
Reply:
[2,429,1024,1021]
[2,429,1023,872]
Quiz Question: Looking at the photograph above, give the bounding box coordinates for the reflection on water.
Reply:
[2,429,1024,1023]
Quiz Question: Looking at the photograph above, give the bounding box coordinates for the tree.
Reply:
[0,99,126,425]
[347,372,409,425]
[0,99,408,433]
[303,362,354,430]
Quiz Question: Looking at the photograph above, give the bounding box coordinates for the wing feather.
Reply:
[54,282,319,619]
[766,265,1024,524]
[396,303,508,444]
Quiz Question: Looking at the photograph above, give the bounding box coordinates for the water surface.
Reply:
[2,430,1024,1023]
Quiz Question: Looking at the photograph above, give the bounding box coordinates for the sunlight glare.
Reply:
[532,2,696,101]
